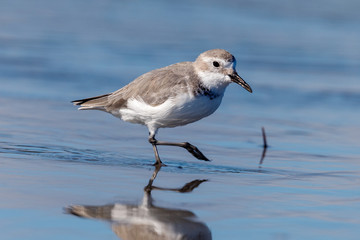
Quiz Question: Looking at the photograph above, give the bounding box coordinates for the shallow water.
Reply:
[1,0,360,239]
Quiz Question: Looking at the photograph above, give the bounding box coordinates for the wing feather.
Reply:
[72,61,200,113]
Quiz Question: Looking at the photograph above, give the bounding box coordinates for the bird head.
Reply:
[194,49,252,93]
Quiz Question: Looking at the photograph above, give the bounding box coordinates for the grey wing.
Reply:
[73,62,199,112]
[107,62,199,109]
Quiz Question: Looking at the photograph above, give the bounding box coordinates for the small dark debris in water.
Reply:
[262,127,268,149]
[259,127,268,166]
[177,166,183,169]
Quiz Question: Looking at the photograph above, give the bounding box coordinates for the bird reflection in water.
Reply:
[66,165,212,240]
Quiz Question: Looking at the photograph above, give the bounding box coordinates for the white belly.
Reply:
[117,93,223,130]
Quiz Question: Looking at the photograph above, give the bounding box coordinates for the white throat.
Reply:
[197,71,230,93]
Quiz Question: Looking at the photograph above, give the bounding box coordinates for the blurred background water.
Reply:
[0,0,359,239]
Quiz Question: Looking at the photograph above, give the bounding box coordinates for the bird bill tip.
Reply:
[230,74,253,93]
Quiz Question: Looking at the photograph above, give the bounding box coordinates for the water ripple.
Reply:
[0,141,353,181]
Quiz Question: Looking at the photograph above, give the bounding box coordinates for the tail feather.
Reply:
[72,93,110,110]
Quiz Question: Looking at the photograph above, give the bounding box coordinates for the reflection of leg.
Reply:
[144,164,162,193]
[151,179,208,193]
[149,135,209,161]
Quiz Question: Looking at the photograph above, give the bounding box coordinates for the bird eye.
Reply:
[212,61,220,67]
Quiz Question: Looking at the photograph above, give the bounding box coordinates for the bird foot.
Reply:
[152,161,167,167]
[182,142,210,161]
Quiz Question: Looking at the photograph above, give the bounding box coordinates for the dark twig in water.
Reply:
[259,127,268,166]
[262,127,268,148]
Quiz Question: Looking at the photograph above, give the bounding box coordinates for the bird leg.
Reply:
[148,135,210,162]
[149,138,163,166]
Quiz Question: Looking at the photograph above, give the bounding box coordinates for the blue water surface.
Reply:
[0,0,359,239]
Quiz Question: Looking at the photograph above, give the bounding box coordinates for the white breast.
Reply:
[117,92,224,130]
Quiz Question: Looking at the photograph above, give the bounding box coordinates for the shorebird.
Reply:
[72,49,252,165]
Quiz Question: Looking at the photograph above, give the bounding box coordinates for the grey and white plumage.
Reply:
[72,49,252,165]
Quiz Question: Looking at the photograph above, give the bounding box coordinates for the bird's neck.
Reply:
[194,84,221,100]
[197,71,230,95]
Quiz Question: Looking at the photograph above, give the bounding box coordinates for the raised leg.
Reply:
[148,135,210,162]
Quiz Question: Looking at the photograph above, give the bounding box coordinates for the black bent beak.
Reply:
[229,73,252,93]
